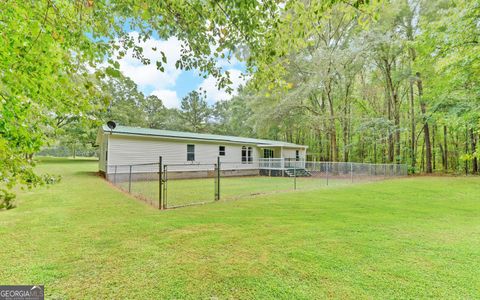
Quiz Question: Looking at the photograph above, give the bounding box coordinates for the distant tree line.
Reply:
[45,72,256,157]
[242,0,479,175]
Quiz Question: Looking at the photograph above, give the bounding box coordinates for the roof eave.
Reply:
[101,125,308,148]
[108,131,267,146]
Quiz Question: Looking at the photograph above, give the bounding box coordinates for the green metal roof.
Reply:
[101,125,307,148]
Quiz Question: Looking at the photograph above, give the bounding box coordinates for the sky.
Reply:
[116,32,247,109]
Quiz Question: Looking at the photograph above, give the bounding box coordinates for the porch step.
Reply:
[284,168,312,177]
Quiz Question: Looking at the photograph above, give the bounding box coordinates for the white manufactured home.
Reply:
[96,124,308,178]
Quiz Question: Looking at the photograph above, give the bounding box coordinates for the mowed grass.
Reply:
[120,176,352,208]
[1,157,480,299]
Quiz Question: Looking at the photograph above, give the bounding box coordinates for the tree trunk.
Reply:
[327,85,337,162]
[409,80,416,169]
[342,89,351,162]
[405,5,417,169]
[382,59,395,163]
[465,127,469,175]
[417,72,432,173]
[392,79,400,164]
[471,129,478,174]
[432,125,436,170]
[443,125,448,171]
[439,142,445,171]
[421,138,425,172]
[394,106,400,164]
[454,131,460,172]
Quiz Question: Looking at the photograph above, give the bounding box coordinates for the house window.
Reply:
[187,144,195,161]
[242,146,253,164]
[241,146,247,164]
[219,146,225,156]
[263,149,274,158]
[296,150,300,161]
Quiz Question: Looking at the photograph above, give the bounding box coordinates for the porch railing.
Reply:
[259,158,306,170]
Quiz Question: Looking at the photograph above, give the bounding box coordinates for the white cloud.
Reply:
[151,89,180,109]
[111,32,247,108]
[115,32,184,107]
[198,69,248,103]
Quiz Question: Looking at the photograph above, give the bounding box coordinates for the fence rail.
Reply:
[106,158,407,209]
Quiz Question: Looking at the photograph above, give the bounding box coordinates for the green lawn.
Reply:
[120,175,352,208]
[1,158,479,299]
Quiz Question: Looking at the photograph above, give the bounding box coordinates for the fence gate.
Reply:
[160,161,220,209]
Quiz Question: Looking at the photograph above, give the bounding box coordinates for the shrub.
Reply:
[0,189,16,210]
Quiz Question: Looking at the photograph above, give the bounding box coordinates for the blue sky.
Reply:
[116,32,247,108]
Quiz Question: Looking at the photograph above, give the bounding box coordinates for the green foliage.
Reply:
[179,90,211,132]
[212,93,255,137]
[101,73,151,127]
[0,189,16,210]
[242,0,480,172]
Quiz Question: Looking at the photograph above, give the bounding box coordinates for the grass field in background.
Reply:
[1,157,479,298]
[119,176,353,207]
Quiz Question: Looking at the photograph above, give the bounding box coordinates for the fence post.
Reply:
[163,165,168,209]
[159,156,163,210]
[325,162,330,185]
[294,161,297,190]
[128,165,132,193]
[114,165,117,185]
[216,156,221,200]
[350,162,353,183]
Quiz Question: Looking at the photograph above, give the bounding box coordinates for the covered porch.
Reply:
[258,144,307,170]
[258,158,306,170]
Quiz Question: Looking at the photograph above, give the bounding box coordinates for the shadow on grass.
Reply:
[35,157,98,164]
[74,171,101,177]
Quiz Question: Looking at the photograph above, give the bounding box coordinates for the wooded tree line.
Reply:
[49,72,255,156]
[243,0,479,174]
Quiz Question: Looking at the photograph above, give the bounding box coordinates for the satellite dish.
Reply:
[107,121,116,130]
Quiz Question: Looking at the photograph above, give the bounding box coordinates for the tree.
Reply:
[213,94,255,137]
[102,74,149,127]
[180,90,211,133]
[143,95,167,129]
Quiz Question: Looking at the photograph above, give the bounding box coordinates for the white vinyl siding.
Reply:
[105,135,261,173]
[98,135,108,172]
[282,148,306,160]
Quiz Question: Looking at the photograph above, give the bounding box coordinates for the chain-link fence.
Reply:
[107,163,162,208]
[106,159,407,209]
